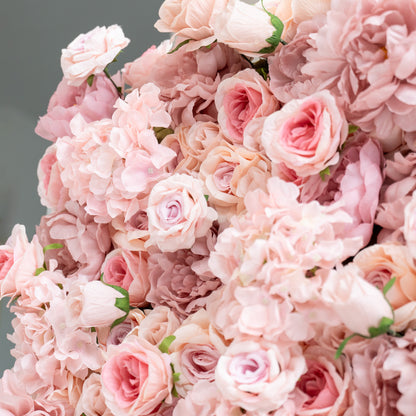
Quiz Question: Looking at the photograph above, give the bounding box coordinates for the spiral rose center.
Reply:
[229,351,270,384]
[158,194,184,228]
[213,162,236,192]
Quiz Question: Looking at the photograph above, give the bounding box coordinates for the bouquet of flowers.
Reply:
[2,0,416,414]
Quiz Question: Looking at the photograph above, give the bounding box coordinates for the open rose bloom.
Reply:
[5,0,416,414]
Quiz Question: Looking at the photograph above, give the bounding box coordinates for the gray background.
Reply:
[0,0,166,375]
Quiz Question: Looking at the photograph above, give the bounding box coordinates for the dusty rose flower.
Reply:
[299,0,416,151]
[123,41,248,127]
[146,174,217,252]
[101,335,172,416]
[75,373,113,416]
[146,249,221,320]
[215,339,306,413]
[215,68,279,144]
[262,90,348,177]
[290,345,352,415]
[102,248,150,307]
[376,149,416,242]
[35,74,120,142]
[36,201,111,280]
[155,0,227,51]
[300,133,384,247]
[321,264,393,337]
[135,306,181,347]
[61,25,130,86]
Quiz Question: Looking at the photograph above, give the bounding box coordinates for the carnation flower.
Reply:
[61,25,130,86]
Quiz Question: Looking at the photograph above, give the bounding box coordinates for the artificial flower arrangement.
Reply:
[2,0,416,414]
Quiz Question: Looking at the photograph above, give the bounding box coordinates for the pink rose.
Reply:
[102,248,150,307]
[321,264,393,337]
[101,335,173,416]
[215,68,279,144]
[404,192,416,260]
[146,174,217,252]
[262,90,348,177]
[35,74,120,142]
[155,0,227,51]
[61,25,130,86]
[215,339,306,413]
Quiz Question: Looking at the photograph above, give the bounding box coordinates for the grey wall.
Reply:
[0,0,165,375]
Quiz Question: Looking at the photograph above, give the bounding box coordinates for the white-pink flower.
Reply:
[61,25,130,86]
[146,174,218,252]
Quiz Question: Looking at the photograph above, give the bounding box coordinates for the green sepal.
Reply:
[35,267,46,276]
[368,316,394,338]
[159,335,176,354]
[257,0,285,54]
[383,276,396,296]
[335,333,357,359]
[43,243,63,253]
[172,384,179,398]
[173,372,180,383]
[204,194,209,202]
[319,167,331,181]
[91,327,96,333]
[168,39,191,54]
[348,124,359,135]
[153,127,174,143]
[86,74,94,87]
[100,274,130,329]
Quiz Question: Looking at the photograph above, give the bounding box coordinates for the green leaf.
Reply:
[43,243,63,254]
[173,372,180,382]
[168,39,191,54]
[86,74,94,87]
[35,267,46,276]
[258,45,278,55]
[204,194,209,202]
[335,333,357,359]
[172,384,179,398]
[319,167,331,181]
[348,124,359,135]
[159,335,176,354]
[383,276,396,296]
[153,127,174,143]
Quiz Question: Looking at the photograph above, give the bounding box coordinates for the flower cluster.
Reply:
[3,0,416,414]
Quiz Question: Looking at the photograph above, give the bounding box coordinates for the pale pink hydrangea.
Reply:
[123,41,248,127]
[215,68,279,144]
[61,25,130,86]
[35,74,120,142]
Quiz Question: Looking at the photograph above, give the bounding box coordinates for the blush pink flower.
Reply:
[146,174,217,252]
[404,192,416,260]
[215,339,306,413]
[102,248,150,307]
[262,90,348,177]
[123,41,248,127]
[35,74,120,142]
[215,68,279,144]
[300,0,416,151]
[101,335,173,416]
[146,249,221,320]
[61,25,130,86]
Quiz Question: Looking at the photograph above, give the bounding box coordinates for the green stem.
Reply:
[103,67,123,98]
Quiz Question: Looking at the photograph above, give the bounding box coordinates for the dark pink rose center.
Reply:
[280,100,324,156]
[296,360,338,410]
[229,351,270,384]
[104,255,133,290]
[158,194,183,228]
[365,267,392,291]
[224,84,262,139]
[181,344,220,383]
[127,210,148,231]
[213,162,236,192]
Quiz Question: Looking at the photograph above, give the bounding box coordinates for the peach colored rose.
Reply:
[75,373,113,416]
[61,25,130,86]
[321,264,393,337]
[169,309,227,396]
[262,90,348,177]
[199,142,271,218]
[146,174,218,252]
[215,68,279,144]
[215,339,306,413]
[211,0,277,57]
[102,248,150,307]
[134,306,181,347]
[155,0,228,51]
[101,335,173,416]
